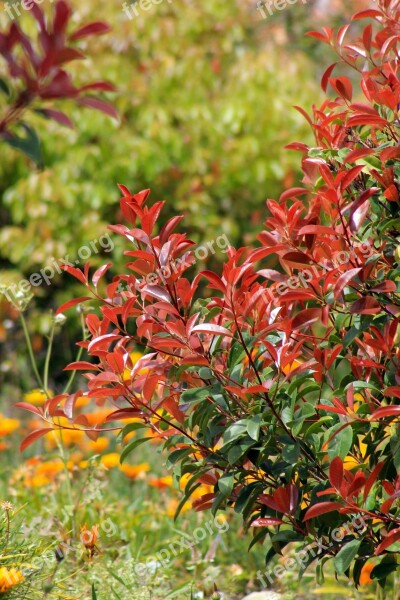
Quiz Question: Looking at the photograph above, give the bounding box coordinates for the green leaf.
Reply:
[334,539,361,576]
[180,386,210,405]
[282,440,300,463]
[166,448,193,469]
[390,426,400,473]
[247,414,262,441]
[326,424,353,461]
[92,584,98,600]
[218,473,234,497]
[0,78,10,96]
[120,437,150,463]
[119,422,147,439]
[222,420,248,444]
[4,123,43,167]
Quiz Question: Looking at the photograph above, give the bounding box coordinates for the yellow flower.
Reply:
[130,351,143,363]
[166,498,191,518]
[0,417,20,437]
[26,474,50,488]
[23,389,51,406]
[120,463,150,479]
[0,567,24,592]
[101,453,120,469]
[344,435,368,470]
[343,456,359,470]
[45,423,85,449]
[88,437,109,453]
[123,351,144,380]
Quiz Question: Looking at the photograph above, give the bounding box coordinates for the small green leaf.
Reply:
[180,387,210,405]
[120,437,150,463]
[4,123,43,167]
[218,473,234,497]
[247,414,262,441]
[334,539,361,575]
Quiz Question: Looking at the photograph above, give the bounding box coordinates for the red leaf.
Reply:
[306,31,331,44]
[298,225,339,237]
[375,529,400,555]
[279,187,308,202]
[321,63,337,92]
[64,361,99,371]
[20,428,53,452]
[80,81,116,92]
[15,402,43,416]
[60,265,88,284]
[383,387,400,399]
[352,10,383,21]
[41,109,74,128]
[92,263,112,287]
[371,406,400,420]
[293,105,312,125]
[56,296,92,315]
[70,22,111,41]
[303,502,344,521]
[350,297,381,315]
[334,268,362,300]
[340,165,365,192]
[77,97,118,120]
[292,308,321,331]
[329,456,344,490]
[364,462,385,501]
[191,324,233,338]
[251,518,284,527]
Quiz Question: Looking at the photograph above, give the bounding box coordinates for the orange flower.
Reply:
[281,359,303,375]
[149,476,173,489]
[360,562,375,585]
[120,463,150,479]
[85,409,115,426]
[0,567,24,592]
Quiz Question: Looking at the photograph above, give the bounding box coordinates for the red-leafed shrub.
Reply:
[0,0,116,165]
[20,0,400,587]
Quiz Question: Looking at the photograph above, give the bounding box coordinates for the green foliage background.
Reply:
[0,0,320,284]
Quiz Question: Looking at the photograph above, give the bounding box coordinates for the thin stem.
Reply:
[20,312,45,390]
[43,323,55,393]
[63,312,87,395]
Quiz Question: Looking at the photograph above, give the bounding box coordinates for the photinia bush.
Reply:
[20,0,400,587]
